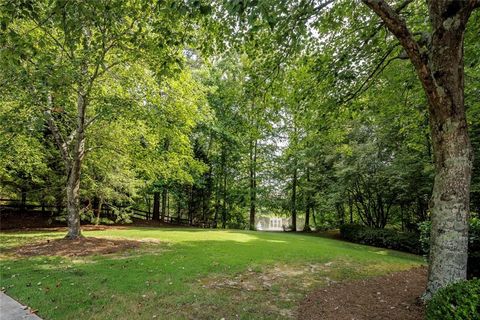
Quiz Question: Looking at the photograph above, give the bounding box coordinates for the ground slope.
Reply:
[0,227,424,319]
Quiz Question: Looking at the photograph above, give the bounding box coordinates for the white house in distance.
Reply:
[255,216,291,231]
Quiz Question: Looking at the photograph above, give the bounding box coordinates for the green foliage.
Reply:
[426,279,480,320]
[0,0,478,233]
[418,221,431,256]
[339,224,421,254]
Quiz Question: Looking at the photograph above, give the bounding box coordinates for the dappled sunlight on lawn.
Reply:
[84,228,261,244]
[0,227,425,320]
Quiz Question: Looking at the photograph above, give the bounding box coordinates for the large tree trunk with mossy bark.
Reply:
[423,0,474,297]
[362,0,477,298]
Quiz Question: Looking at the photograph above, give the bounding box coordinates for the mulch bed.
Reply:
[298,267,427,320]
[9,237,141,257]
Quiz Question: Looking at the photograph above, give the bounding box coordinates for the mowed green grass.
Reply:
[0,227,424,320]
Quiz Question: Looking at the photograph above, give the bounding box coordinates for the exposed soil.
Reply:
[9,237,142,257]
[200,262,340,319]
[298,267,427,320]
[0,213,66,230]
[201,262,335,292]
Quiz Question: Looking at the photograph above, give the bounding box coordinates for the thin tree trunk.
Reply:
[167,192,170,218]
[177,198,181,222]
[96,197,104,226]
[145,192,152,220]
[304,203,311,232]
[161,188,167,222]
[312,207,317,226]
[214,177,220,228]
[65,91,87,239]
[304,167,312,232]
[20,188,27,213]
[249,139,258,230]
[349,196,353,224]
[188,186,194,225]
[400,203,404,232]
[152,191,160,221]
[56,192,63,215]
[291,163,297,232]
[222,170,227,229]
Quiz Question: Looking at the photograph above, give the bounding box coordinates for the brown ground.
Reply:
[9,237,142,257]
[298,267,427,320]
[0,214,66,230]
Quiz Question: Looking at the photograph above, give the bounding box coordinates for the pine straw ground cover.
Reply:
[0,227,424,319]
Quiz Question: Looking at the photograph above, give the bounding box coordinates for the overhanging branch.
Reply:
[361,0,429,77]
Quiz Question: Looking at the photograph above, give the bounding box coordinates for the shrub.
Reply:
[426,279,480,320]
[419,218,480,278]
[339,224,421,254]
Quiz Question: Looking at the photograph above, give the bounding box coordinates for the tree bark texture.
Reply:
[362,0,477,298]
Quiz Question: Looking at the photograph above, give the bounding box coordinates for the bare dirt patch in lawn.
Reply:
[8,237,143,257]
[201,262,336,292]
[298,267,427,320]
[199,262,337,319]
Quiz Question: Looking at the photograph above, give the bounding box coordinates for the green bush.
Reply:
[426,279,480,320]
[339,224,421,254]
[419,218,480,278]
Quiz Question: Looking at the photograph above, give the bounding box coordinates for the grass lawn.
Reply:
[0,227,425,319]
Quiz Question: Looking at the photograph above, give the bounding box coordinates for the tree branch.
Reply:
[340,43,400,104]
[361,0,429,77]
[64,129,77,147]
[45,110,69,165]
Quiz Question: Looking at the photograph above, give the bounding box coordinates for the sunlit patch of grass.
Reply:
[0,231,62,251]
[0,227,424,319]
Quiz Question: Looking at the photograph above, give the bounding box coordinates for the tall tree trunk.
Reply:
[145,192,152,220]
[56,192,63,215]
[167,192,170,219]
[249,139,257,230]
[425,16,473,296]
[188,186,194,225]
[20,188,27,213]
[222,170,227,229]
[152,191,160,221]
[161,188,168,221]
[362,0,477,298]
[65,92,87,239]
[93,197,99,225]
[349,196,353,224]
[214,177,220,228]
[177,198,182,222]
[304,167,312,232]
[291,164,297,232]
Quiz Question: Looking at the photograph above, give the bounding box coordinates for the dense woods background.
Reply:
[1,1,478,233]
